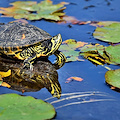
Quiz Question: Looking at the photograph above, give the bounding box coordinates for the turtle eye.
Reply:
[52,38,55,41]
[52,36,57,41]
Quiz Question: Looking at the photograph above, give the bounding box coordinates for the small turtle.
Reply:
[0,22,66,69]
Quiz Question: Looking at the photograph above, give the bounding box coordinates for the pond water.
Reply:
[0,0,120,120]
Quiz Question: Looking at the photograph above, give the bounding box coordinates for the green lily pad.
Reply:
[0,94,56,120]
[105,44,120,64]
[105,69,120,89]
[0,0,66,21]
[80,43,120,65]
[93,22,120,43]
[80,44,108,65]
[80,44,105,55]
[59,39,87,62]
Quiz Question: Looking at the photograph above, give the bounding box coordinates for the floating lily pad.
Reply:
[91,21,120,27]
[105,69,120,89]
[93,22,120,43]
[59,39,87,62]
[80,43,120,65]
[0,94,56,120]
[80,44,105,55]
[105,44,120,64]
[0,0,66,21]
[80,44,107,65]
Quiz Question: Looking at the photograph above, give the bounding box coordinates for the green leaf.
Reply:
[0,0,66,21]
[0,94,56,120]
[80,44,105,55]
[80,44,120,65]
[10,1,37,11]
[80,44,107,65]
[105,69,120,89]
[59,39,87,62]
[93,22,120,43]
[105,44,120,65]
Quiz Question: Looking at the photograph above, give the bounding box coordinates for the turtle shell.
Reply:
[0,22,52,48]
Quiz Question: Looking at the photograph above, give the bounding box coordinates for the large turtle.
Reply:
[0,22,66,69]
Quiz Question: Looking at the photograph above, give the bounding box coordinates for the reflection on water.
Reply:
[0,57,61,99]
[45,91,114,109]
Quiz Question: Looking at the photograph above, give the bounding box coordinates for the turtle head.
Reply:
[46,34,62,56]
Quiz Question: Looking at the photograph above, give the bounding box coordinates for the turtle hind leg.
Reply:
[54,50,66,69]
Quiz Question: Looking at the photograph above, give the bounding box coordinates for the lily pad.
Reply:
[91,21,120,27]
[59,39,87,62]
[105,69,120,89]
[0,0,66,21]
[80,44,120,65]
[80,44,107,65]
[105,44,120,64]
[0,94,56,120]
[93,22,120,43]
[80,44,105,55]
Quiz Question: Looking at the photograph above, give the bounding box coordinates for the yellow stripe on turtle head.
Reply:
[47,34,62,56]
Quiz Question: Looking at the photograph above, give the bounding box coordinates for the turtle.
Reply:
[0,22,66,70]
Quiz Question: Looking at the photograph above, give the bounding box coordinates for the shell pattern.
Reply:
[0,22,52,48]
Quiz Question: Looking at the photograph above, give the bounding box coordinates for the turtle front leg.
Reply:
[54,50,66,69]
[23,53,36,70]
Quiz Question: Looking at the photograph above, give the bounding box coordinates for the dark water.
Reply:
[0,0,120,120]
